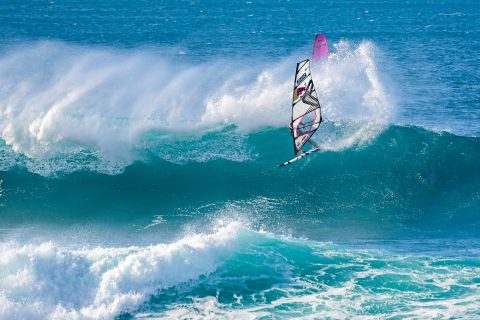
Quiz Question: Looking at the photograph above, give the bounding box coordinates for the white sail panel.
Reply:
[290,59,322,154]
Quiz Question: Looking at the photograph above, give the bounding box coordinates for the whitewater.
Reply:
[1,0,479,319]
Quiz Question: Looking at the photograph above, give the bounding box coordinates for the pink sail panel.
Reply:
[312,34,329,63]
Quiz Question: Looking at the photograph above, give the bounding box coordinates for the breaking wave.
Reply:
[0,222,244,319]
[0,40,394,173]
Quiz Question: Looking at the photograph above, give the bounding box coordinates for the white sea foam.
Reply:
[0,222,244,320]
[145,242,480,320]
[0,40,396,172]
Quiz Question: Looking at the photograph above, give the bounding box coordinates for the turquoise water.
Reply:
[0,0,479,319]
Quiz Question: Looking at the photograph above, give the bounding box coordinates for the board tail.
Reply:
[278,146,322,167]
[312,34,329,63]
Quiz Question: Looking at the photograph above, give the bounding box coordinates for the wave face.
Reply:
[1,125,479,241]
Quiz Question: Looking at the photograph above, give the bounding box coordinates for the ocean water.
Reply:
[1,0,479,319]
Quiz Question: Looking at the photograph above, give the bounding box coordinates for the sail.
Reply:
[290,59,322,154]
[312,34,329,63]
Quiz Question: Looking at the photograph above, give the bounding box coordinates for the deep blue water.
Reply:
[0,0,479,319]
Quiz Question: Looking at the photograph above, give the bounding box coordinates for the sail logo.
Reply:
[296,73,307,85]
[294,86,306,101]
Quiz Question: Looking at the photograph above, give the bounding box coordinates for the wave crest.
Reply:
[0,40,395,172]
